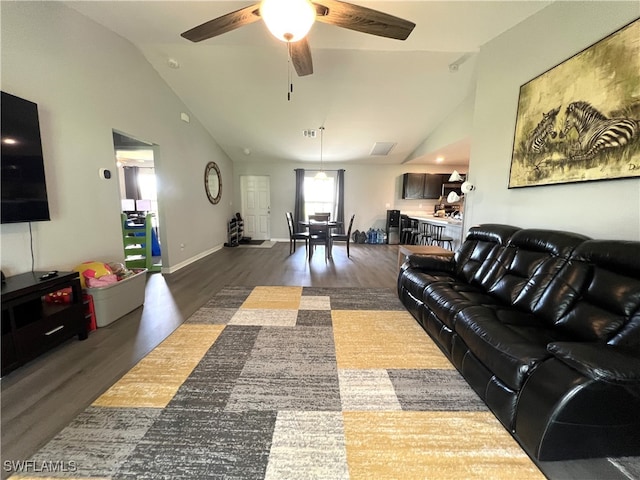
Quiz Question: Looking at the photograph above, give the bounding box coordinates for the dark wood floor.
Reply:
[0,242,631,480]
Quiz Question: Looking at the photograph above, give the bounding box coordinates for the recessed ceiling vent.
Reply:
[370,142,396,156]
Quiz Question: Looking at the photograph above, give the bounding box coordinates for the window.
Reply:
[137,168,157,201]
[135,168,159,214]
[304,171,336,218]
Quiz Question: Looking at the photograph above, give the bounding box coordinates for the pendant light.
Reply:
[449,170,465,182]
[315,126,327,179]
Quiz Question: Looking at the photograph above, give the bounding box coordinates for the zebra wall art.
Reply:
[526,107,560,154]
[509,18,639,187]
[559,101,638,161]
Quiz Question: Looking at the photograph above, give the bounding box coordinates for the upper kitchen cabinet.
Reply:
[402,173,425,199]
[424,174,447,199]
[402,173,448,199]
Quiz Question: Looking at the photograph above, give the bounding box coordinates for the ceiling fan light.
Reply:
[260,0,316,42]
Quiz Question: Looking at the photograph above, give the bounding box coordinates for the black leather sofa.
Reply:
[397,224,640,461]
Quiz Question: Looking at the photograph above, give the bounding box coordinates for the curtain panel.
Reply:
[335,169,345,233]
[294,169,305,233]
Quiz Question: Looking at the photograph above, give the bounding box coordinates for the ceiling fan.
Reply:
[181,0,415,77]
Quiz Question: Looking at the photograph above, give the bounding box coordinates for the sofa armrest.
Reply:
[407,254,456,273]
[547,342,640,384]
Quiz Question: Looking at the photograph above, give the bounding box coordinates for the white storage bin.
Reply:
[85,268,147,327]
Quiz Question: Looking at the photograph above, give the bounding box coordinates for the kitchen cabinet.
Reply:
[402,173,449,199]
[424,174,446,199]
[402,173,425,199]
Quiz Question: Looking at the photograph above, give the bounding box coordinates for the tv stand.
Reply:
[1,271,87,376]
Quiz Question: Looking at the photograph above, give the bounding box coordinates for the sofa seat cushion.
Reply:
[424,282,499,330]
[456,305,568,391]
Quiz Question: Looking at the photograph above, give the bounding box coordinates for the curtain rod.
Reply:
[293,168,346,172]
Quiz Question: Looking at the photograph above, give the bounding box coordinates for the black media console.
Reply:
[1,271,87,376]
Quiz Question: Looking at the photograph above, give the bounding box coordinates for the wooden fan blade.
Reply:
[290,38,314,76]
[181,3,261,42]
[314,0,415,40]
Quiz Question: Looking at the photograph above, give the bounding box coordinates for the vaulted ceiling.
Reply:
[66,1,551,166]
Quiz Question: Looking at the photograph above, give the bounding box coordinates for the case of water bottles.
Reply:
[366,228,387,244]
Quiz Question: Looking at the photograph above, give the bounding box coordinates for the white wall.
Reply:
[0,2,234,276]
[408,92,475,162]
[233,161,467,239]
[466,2,640,240]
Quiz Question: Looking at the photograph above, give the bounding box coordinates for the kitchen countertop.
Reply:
[412,215,462,226]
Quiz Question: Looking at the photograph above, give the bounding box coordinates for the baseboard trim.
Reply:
[161,244,224,274]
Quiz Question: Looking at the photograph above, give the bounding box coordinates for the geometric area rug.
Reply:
[10,286,545,479]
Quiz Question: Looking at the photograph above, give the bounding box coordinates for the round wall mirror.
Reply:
[204,161,222,204]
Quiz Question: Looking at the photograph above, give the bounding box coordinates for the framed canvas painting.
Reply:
[509,18,640,188]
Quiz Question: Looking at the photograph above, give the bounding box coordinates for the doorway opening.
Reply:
[112,131,162,272]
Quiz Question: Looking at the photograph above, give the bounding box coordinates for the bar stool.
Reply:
[418,222,432,245]
[401,217,419,244]
[430,224,454,250]
[400,215,410,244]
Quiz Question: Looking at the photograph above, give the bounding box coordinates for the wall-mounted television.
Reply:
[1,91,51,224]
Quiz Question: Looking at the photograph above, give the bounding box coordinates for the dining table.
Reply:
[298,220,342,259]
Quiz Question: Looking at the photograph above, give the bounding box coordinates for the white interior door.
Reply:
[240,175,271,240]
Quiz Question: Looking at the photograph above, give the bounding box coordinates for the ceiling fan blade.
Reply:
[314,0,415,40]
[290,37,314,76]
[181,3,261,42]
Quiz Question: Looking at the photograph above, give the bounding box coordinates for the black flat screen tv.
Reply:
[1,91,51,224]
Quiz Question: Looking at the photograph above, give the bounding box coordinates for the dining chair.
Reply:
[429,224,454,250]
[314,212,331,220]
[286,212,308,255]
[307,214,330,261]
[330,214,355,257]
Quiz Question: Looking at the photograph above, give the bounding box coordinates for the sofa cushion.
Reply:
[456,305,568,391]
[405,254,456,277]
[567,240,640,346]
[399,224,519,298]
[400,257,456,301]
[453,224,521,284]
[482,229,589,312]
[535,240,640,344]
[424,281,498,330]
